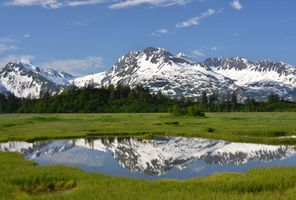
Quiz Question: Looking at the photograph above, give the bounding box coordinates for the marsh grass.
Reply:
[1,152,296,200]
[0,113,296,145]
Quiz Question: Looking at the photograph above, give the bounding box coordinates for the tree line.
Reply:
[0,85,295,113]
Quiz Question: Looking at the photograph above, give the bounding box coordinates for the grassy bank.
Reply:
[0,113,296,145]
[1,151,296,200]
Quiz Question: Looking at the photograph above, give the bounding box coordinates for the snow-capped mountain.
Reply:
[205,57,296,100]
[1,137,294,176]
[1,47,296,100]
[0,59,73,98]
[100,47,236,98]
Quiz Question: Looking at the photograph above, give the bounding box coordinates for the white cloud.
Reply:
[230,0,242,10]
[5,0,105,9]
[73,21,88,26]
[211,46,218,51]
[176,8,222,28]
[190,49,205,58]
[0,55,104,75]
[0,38,18,54]
[5,0,190,9]
[151,28,169,37]
[0,54,35,69]
[41,56,104,76]
[231,33,239,37]
[24,34,31,38]
[109,0,190,9]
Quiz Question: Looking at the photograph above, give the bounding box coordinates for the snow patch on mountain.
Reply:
[71,72,106,88]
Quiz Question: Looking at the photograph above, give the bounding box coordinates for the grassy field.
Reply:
[0,112,296,145]
[1,151,296,200]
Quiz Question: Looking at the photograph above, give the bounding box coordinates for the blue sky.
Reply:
[0,0,295,75]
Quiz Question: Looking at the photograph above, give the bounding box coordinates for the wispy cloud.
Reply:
[190,49,205,58]
[0,55,104,75]
[5,0,105,9]
[210,46,218,51]
[23,34,31,38]
[189,45,221,60]
[231,33,239,37]
[41,56,104,76]
[73,21,88,26]
[0,38,18,54]
[4,0,191,9]
[109,0,190,9]
[230,0,242,10]
[151,28,169,37]
[0,54,35,69]
[176,8,222,28]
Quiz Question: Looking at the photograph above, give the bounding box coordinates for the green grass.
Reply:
[0,112,296,145]
[1,151,296,200]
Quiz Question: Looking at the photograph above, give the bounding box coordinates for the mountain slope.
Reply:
[101,47,236,98]
[0,59,73,98]
[205,57,296,100]
[70,72,106,88]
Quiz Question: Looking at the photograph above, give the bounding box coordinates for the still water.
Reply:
[1,136,296,180]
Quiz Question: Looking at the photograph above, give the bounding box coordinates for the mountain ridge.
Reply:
[0,47,295,100]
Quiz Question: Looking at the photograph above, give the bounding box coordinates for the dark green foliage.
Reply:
[164,121,179,125]
[187,105,205,117]
[168,105,187,116]
[0,92,21,113]
[15,85,175,113]
[0,86,295,113]
[208,127,215,133]
[169,105,205,117]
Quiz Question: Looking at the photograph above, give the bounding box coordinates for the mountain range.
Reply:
[0,47,295,100]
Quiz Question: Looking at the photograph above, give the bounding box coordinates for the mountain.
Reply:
[0,59,73,98]
[1,137,295,176]
[1,47,296,100]
[101,47,236,98]
[205,57,296,100]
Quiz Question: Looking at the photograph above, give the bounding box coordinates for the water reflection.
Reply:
[1,137,296,179]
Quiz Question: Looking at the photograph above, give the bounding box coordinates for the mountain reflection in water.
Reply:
[1,137,296,180]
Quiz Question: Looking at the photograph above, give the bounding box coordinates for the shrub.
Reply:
[187,105,205,117]
[208,127,215,133]
[168,105,187,116]
[164,121,180,125]
[169,105,205,117]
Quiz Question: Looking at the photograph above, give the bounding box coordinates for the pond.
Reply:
[1,136,296,180]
